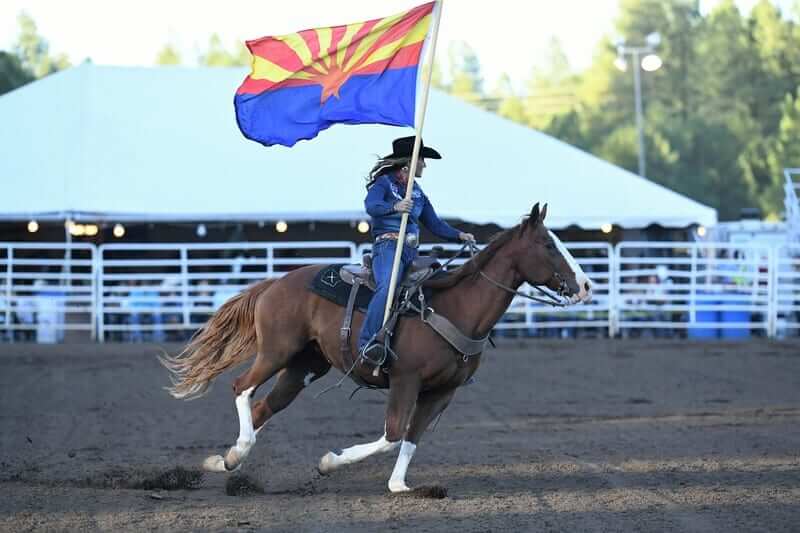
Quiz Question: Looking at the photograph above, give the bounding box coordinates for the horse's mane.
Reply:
[424,223,521,290]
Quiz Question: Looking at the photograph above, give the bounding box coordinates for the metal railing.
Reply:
[615,242,773,338]
[0,242,97,342]
[774,244,800,338]
[785,168,800,244]
[1,240,799,342]
[96,241,356,342]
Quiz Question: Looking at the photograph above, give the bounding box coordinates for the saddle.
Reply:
[336,246,490,384]
[338,253,441,292]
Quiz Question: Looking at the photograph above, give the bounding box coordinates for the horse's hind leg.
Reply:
[203,308,309,473]
[204,344,329,472]
[202,356,280,472]
[250,344,331,431]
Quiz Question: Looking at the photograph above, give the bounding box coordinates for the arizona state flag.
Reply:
[235,2,435,147]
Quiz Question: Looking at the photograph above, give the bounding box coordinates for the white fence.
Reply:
[97,242,356,342]
[614,242,774,338]
[0,243,96,342]
[0,240,798,342]
[775,244,800,337]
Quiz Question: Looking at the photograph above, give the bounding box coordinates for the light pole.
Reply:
[614,32,662,178]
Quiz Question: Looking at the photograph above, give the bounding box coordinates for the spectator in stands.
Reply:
[645,265,674,338]
[213,279,239,311]
[33,279,60,344]
[623,275,649,338]
[14,287,36,341]
[0,286,7,342]
[160,276,183,341]
[124,280,163,342]
[191,280,214,327]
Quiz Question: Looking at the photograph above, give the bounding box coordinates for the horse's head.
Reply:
[513,203,593,304]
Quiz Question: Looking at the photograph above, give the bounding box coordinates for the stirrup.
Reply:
[359,341,386,367]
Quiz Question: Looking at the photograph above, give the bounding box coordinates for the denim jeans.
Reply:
[358,239,418,349]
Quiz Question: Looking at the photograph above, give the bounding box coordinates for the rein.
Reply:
[465,242,568,308]
[478,270,568,307]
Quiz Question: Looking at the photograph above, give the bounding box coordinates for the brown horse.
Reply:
[161,203,593,493]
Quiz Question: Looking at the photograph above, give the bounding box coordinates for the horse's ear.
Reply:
[540,203,548,223]
[529,203,540,226]
[519,203,540,236]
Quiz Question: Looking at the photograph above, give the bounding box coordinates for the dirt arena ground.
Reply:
[1,339,799,532]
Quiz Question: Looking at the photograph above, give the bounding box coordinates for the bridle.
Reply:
[474,245,570,307]
[427,241,571,307]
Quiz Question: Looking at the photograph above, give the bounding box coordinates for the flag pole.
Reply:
[382,0,444,327]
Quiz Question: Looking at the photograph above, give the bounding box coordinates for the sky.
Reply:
[1,0,797,89]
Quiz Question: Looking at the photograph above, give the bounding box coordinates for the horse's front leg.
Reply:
[388,387,456,493]
[318,374,420,478]
[317,432,399,473]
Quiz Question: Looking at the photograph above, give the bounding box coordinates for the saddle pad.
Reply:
[308,265,374,312]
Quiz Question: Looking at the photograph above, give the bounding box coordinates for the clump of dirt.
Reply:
[226,473,265,496]
[82,467,203,490]
[395,485,448,499]
[136,467,204,491]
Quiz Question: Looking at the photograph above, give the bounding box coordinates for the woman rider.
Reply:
[359,136,475,360]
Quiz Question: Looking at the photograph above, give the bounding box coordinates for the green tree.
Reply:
[0,51,34,95]
[447,41,484,106]
[539,0,800,220]
[155,44,182,66]
[744,90,800,218]
[491,73,525,122]
[523,37,580,130]
[199,34,249,67]
[430,0,800,220]
[13,12,69,78]
[429,59,446,91]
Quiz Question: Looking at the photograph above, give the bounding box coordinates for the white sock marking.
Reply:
[388,440,417,492]
[318,433,399,474]
[234,386,256,453]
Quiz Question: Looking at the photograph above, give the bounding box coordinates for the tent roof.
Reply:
[0,64,716,229]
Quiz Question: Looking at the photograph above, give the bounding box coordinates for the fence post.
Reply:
[5,246,12,340]
[689,245,698,326]
[768,246,777,338]
[97,246,106,342]
[608,244,616,338]
[90,246,98,341]
[610,244,620,337]
[181,248,190,331]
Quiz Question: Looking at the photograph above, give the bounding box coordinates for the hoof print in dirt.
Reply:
[139,467,204,491]
[226,474,265,496]
[395,485,448,499]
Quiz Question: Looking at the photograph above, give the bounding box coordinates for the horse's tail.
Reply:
[159,278,276,400]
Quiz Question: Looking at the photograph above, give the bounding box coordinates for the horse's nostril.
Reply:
[584,281,591,292]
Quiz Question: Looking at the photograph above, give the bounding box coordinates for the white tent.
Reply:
[0,63,716,229]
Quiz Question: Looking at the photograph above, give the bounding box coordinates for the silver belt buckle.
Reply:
[405,233,419,248]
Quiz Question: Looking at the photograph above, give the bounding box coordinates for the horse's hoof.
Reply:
[388,479,411,493]
[202,455,227,473]
[317,451,340,475]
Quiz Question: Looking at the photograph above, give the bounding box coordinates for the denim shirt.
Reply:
[364,174,461,242]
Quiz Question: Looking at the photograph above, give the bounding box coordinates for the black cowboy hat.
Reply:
[384,136,442,160]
